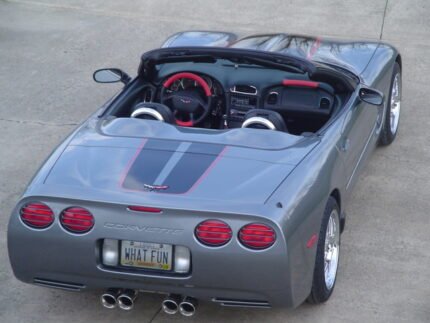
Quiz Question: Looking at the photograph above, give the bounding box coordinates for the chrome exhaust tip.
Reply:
[162,294,181,315]
[179,296,198,317]
[101,288,121,309]
[117,289,138,311]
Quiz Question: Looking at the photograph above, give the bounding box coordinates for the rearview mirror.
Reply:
[93,68,131,84]
[359,87,384,106]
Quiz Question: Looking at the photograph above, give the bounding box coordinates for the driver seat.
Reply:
[241,109,288,132]
[131,102,175,124]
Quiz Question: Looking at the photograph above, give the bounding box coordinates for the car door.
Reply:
[339,90,380,192]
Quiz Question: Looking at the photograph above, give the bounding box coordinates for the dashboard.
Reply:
[132,64,338,134]
[168,75,223,96]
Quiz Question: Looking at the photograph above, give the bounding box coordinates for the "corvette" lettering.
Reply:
[104,222,183,235]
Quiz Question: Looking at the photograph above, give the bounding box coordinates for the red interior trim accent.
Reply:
[128,206,162,213]
[176,119,194,127]
[282,80,320,88]
[163,72,212,96]
[306,234,318,248]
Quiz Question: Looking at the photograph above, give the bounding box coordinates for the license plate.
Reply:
[120,240,173,271]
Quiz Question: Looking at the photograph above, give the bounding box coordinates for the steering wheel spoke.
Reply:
[195,95,208,108]
[162,93,175,102]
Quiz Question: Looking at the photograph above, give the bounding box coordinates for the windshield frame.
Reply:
[139,46,318,77]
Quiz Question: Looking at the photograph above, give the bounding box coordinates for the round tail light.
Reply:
[60,207,94,233]
[195,220,232,247]
[20,202,54,229]
[239,223,276,249]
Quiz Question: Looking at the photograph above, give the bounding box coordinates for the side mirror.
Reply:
[359,87,384,106]
[93,68,131,85]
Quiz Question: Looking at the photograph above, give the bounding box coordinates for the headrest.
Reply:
[241,109,288,132]
[131,102,175,124]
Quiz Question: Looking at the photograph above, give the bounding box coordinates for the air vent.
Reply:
[267,92,278,105]
[212,298,271,308]
[33,278,85,291]
[230,94,257,108]
[319,97,331,109]
[231,85,257,95]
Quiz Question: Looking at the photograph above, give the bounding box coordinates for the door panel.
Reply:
[340,94,379,190]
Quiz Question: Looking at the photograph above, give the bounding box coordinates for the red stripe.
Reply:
[282,80,320,88]
[118,139,148,188]
[163,72,212,96]
[186,146,228,194]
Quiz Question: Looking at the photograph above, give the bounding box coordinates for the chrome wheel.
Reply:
[324,210,340,290]
[390,73,401,134]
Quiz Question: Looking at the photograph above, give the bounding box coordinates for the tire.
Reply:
[307,197,341,304]
[379,62,401,146]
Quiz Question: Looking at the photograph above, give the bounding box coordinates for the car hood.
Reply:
[42,118,319,206]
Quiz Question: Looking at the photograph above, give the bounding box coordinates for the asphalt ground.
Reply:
[0,0,429,322]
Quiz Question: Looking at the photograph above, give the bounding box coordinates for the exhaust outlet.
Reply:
[162,294,181,315]
[179,296,198,317]
[101,288,121,309]
[117,289,138,311]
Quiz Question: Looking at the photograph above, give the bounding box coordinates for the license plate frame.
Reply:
[120,240,173,271]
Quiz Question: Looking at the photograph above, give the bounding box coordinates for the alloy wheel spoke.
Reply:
[324,210,340,290]
[389,73,401,134]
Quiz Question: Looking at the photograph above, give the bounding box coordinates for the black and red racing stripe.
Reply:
[122,139,226,194]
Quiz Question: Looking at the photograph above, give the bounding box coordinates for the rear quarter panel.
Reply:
[266,115,346,306]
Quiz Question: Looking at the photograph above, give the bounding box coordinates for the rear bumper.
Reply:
[8,197,302,308]
[28,274,290,308]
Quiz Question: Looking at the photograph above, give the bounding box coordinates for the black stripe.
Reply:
[161,143,225,194]
[122,140,180,191]
[144,139,182,151]
[123,140,225,194]
[186,142,226,155]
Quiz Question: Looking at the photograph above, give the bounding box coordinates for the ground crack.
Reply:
[379,0,389,39]
[0,118,78,127]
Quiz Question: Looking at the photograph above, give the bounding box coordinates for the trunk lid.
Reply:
[44,119,319,205]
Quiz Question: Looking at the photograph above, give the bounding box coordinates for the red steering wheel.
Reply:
[160,72,212,127]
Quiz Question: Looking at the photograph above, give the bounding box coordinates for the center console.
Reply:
[227,85,259,128]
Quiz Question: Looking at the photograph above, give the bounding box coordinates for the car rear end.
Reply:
[8,196,296,308]
[8,119,322,310]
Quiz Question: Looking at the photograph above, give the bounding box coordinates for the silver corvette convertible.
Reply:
[8,31,402,315]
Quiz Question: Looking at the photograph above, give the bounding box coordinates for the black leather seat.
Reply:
[241,109,288,132]
[131,102,175,124]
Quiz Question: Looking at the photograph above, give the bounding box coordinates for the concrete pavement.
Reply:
[0,1,429,322]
